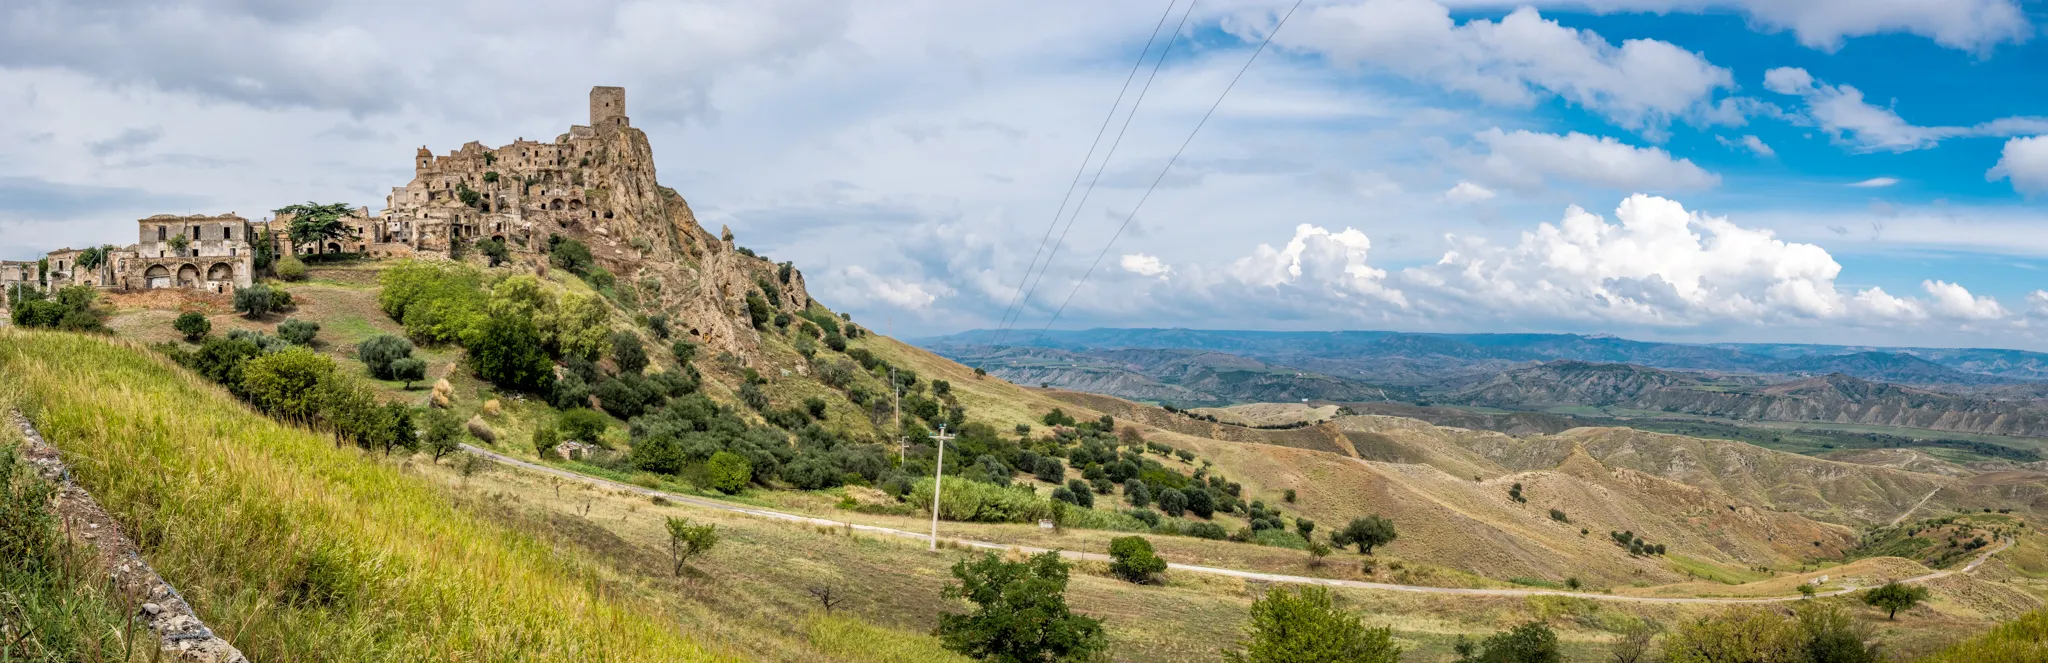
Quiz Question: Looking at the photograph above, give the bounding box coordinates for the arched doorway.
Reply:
[207,262,234,283]
[549,199,565,210]
[175,264,200,287]
[325,242,342,254]
[145,265,171,289]
[567,199,584,211]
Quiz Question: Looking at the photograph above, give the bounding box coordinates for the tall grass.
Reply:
[0,329,730,662]
[1,429,153,662]
[803,615,969,663]
[1917,608,2048,663]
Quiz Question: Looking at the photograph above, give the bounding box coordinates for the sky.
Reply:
[2,0,2047,349]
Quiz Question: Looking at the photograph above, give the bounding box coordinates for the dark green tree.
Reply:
[937,552,1106,662]
[172,311,211,341]
[1332,515,1398,555]
[277,318,320,346]
[1454,621,1560,663]
[233,284,277,318]
[463,314,554,393]
[1862,582,1929,620]
[275,202,359,254]
[612,330,648,374]
[357,334,414,379]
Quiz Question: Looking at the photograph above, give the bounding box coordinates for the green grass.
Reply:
[1,430,154,662]
[1916,607,2048,662]
[0,329,731,662]
[803,615,971,663]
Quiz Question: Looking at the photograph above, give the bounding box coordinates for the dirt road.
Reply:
[463,444,2008,605]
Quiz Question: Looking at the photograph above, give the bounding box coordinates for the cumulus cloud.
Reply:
[1443,181,1496,203]
[1714,134,1773,157]
[1436,0,2032,52]
[1229,224,1406,305]
[1849,177,1899,188]
[833,265,948,311]
[1765,67,2048,152]
[1468,128,1719,192]
[1276,0,1732,130]
[1120,253,1171,278]
[1989,136,2048,195]
[1923,279,2006,320]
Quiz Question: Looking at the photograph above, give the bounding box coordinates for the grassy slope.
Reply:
[0,329,735,662]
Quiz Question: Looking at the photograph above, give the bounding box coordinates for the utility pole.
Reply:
[928,423,954,552]
[893,367,903,464]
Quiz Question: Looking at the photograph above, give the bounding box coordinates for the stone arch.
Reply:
[207,262,234,282]
[175,264,200,287]
[325,242,342,254]
[568,199,584,211]
[550,199,565,211]
[490,234,506,244]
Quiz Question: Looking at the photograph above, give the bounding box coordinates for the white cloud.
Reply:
[1923,279,2006,320]
[1437,0,2033,52]
[1765,67,2048,152]
[1469,128,1719,192]
[1989,136,2048,195]
[1229,223,1406,305]
[1714,134,1773,157]
[1276,0,1732,130]
[835,265,946,311]
[1120,253,1171,278]
[1443,180,1496,203]
[1848,177,1899,188]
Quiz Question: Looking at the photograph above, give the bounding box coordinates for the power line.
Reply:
[991,0,1198,349]
[988,0,1179,349]
[1032,0,1305,341]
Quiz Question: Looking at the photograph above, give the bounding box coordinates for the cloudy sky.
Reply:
[4,0,2048,348]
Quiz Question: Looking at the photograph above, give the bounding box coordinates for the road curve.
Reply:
[461,444,2009,605]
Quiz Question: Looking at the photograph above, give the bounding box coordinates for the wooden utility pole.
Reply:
[928,423,955,552]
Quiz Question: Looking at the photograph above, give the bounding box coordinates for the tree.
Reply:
[168,233,190,253]
[1862,582,1929,620]
[276,202,359,254]
[532,424,560,458]
[1108,536,1167,584]
[1455,621,1560,663]
[389,358,427,389]
[463,314,554,393]
[277,318,320,346]
[1225,586,1401,663]
[548,235,595,275]
[1307,541,1332,568]
[1185,488,1215,519]
[1799,583,1817,599]
[705,451,752,494]
[804,396,828,419]
[172,311,211,341]
[1609,620,1657,663]
[474,237,509,267]
[558,408,608,444]
[1157,488,1188,517]
[1124,480,1152,508]
[1296,517,1317,540]
[1332,515,1398,555]
[612,331,648,374]
[664,517,718,576]
[275,254,308,281]
[1660,606,1800,663]
[1796,603,1880,663]
[937,552,1106,662]
[234,284,278,318]
[381,403,420,456]
[422,409,465,460]
[239,347,335,423]
[358,334,414,379]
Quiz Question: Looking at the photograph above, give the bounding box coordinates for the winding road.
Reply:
[462,444,2010,605]
[1889,485,1949,527]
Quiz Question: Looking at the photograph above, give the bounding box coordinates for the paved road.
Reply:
[462,444,2010,605]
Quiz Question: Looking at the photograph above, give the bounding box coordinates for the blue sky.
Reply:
[0,0,2045,348]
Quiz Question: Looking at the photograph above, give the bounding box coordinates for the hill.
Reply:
[1764,351,2019,387]
[925,343,1406,406]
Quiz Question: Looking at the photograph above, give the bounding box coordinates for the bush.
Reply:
[475,238,510,267]
[910,478,1054,524]
[234,284,278,318]
[421,409,466,459]
[783,453,842,490]
[278,318,320,346]
[1332,515,1398,555]
[1185,488,1215,519]
[704,451,752,494]
[1108,536,1167,584]
[532,425,560,458]
[596,374,662,420]
[1186,522,1228,540]
[1125,509,1161,527]
[240,347,335,423]
[275,255,308,281]
[1124,480,1151,507]
[1226,586,1401,663]
[612,331,648,374]
[548,236,595,275]
[357,334,414,379]
[559,408,609,444]
[173,311,211,341]
[671,339,698,365]
[1157,488,1188,517]
[388,358,428,389]
[1454,621,1559,663]
[937,552,1105,662]
[804,396,828,419]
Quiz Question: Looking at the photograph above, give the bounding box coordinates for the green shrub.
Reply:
[276,255,308,281]
[240,347,336,423]
[1227,586,1400,663]
[235,284,279,318]
[462,314,554,393]
[705,451,752,494]
[357,334,414,379]
[278,318,320,346]
[1108,536,1167,584]
[909,478,1053,524]
[388,358,428,389]
[559,408,609,444]
[548,235,595,275]
[937,552,1105,662]
[173,311,212,341]
[612,331,648,374]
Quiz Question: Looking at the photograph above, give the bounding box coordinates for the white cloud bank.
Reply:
[1469,128,1720,192]
[1437,0,2033,52]
[1765,67,2048,152]
[1275,0,1732,130]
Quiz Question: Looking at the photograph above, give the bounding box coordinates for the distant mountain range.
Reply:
[935,344,1408,406]
[924,328,2048,385]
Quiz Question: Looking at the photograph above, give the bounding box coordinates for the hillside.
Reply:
[927,344,1405,406]
[1764,351,2019,387]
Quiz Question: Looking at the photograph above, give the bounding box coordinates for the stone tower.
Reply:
[590,86,627,128]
